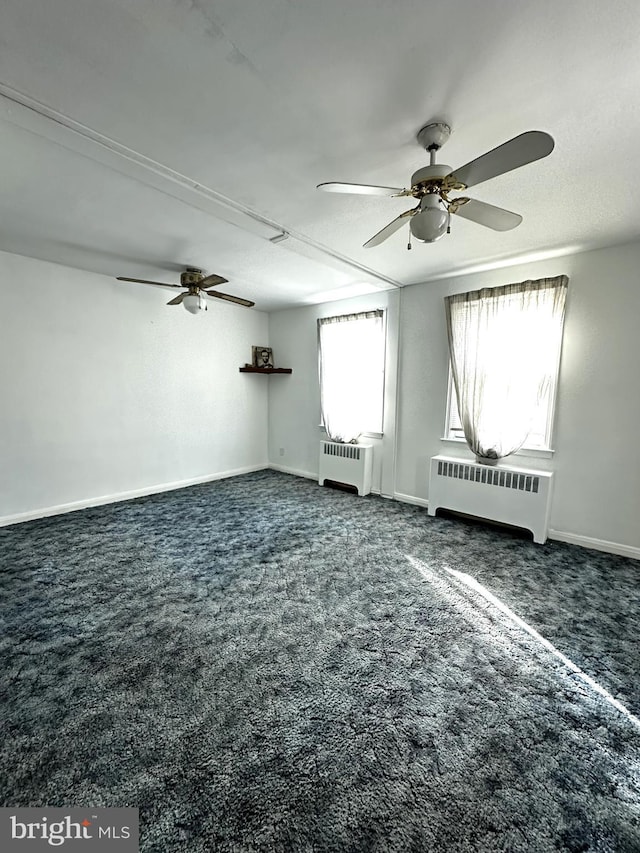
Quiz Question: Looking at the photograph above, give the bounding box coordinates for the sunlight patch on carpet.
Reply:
[406,554,640,730]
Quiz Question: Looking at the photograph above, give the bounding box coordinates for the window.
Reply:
[318,310,385,443]
[446,367,556,451]
[444,276,567,458]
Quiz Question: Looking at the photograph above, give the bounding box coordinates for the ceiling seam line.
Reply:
[0,81,402,290]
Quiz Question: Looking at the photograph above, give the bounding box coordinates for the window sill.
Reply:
[319,427,383,440]
[440,437,554,460]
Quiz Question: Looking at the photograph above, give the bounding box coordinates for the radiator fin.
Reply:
[437,459,539,493]
[322,442,361,461]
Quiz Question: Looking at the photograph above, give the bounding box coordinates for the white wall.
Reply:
[0,250,269,522]
[267,289,400,496]
[269,241,640,556]
[4,240,638,555]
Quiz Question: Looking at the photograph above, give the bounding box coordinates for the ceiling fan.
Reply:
[116,267,255,313]
[317,122,554,248]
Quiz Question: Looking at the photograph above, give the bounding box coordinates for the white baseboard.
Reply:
[393,491,430,509]
[268,463,317,481]
[548,529,640,561]
[0,464,268,528]
[394,490,638,560]
[269,464,385,497]
[4,467,637,562]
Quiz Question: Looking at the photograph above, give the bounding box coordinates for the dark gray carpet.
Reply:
[1,469,639,852]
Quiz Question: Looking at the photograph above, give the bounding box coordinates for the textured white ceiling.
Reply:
[1,0,639,310]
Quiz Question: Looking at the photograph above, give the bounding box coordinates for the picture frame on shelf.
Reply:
[252,346,274,369]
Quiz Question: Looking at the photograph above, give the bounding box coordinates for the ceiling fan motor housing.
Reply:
[180,268,203,286]
[410,163,452,189]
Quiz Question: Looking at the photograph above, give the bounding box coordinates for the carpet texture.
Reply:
[1,469,639,852]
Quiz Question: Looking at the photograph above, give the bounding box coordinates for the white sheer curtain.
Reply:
[318,310,385,443]
[445,276,568,463]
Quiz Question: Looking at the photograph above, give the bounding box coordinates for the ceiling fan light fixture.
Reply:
[182,292,205,314]
[410,195,450,243]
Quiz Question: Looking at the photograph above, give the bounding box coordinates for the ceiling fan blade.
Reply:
[317,182,410,197]
[205,290,255,308]
[451,198,522,231]
[116,276,181,290]
[363,206,418,248]
[198,273,228,288]
[445,131,554,190]
[167,293,185,305]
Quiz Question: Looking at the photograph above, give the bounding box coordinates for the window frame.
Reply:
[318,308,387,439]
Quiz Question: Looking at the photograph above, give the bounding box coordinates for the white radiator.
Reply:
[428,454,553,543]
[319,441,373,496]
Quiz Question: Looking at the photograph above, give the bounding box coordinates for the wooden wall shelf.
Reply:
[239,367,293,374]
